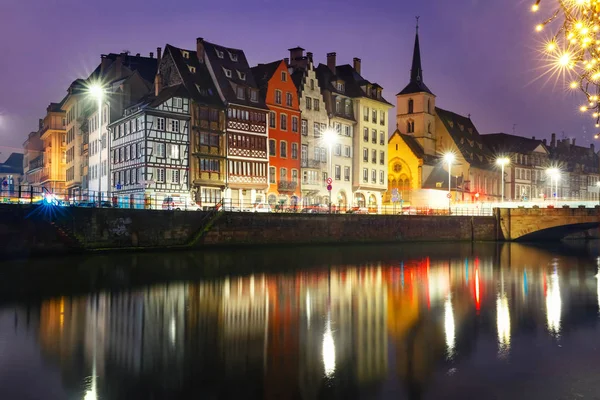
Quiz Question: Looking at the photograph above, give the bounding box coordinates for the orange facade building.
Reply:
[252,60,301,207]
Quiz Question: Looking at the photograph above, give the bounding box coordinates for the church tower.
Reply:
[396,20,436,156]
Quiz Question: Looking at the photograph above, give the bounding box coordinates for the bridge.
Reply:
[497,206,600,241]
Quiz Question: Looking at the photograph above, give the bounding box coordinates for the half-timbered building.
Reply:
[108,88,192,209]
[158,44,226,208]
[198,38,269,208]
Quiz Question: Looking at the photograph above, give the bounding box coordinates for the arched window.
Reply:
[407,120,415,133]
[408,99,414,114]
[427,99,431,114]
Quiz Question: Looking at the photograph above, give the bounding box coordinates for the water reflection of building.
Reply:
[27,243,600,399]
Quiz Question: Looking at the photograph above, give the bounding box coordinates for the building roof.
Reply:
[334,64,392,106]
[162,44,224,108]
[250,60,284,101]
[480,133,548,155]
[549,139,600,174]
[89,53,158,85]
[397,27,434,96]
[422,165,463,190]
[391,129,438,165]
[436,107,493,169]
[0,153,24,175]
[201,39,267,109]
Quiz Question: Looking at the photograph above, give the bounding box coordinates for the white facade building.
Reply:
[109,94,192,209]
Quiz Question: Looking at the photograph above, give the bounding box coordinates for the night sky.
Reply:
[0,0,593,161]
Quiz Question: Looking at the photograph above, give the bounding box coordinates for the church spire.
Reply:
[410,17,423,83]
[396,17,434,96]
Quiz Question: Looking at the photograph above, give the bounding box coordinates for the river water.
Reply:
[1,242,600,400]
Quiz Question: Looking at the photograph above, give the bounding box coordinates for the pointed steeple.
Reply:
[397,17,434,96]
[410,17,423,83]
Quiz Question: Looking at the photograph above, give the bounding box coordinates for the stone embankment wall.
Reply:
[0,205,497,257]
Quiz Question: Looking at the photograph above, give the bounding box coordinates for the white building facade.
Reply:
[109,95,192,209]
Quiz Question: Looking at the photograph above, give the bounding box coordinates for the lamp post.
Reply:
[444,153,455,214]
[323,128,337,214]
[496,157,510,203]
[89,84,105,205]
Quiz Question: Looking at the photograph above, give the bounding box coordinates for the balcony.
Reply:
[29,155,44,171]
[278,180,297,192]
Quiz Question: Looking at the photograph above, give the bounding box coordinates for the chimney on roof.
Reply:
[572,138,576,146]
[284,57,289,66]
[38,119,43,130]
[532,136,536,140]
[116,53,124,77]
[149,52,154,58]
[543,138,547,145]
[196,38,205,63]
[591,143,595,152]
[353,57,361,74]
[551,133,556,147]
[136,53,140,57]
[327,52,336,73]
[157,47,162,65]
[100,54,110,75]
[289,47,304,62]
[307,52,313,67]
[155,73,161,97]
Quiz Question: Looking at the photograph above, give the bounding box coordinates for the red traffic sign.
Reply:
[327,184,332,191]
[446,193,452,199]
[326,177,333,185]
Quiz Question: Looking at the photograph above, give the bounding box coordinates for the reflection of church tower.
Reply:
[396,20,437,156]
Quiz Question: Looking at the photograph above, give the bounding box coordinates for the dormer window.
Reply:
[188,65,196,73]
[236,86,245,100]
[237,70,246,80]
[229,52,238,62]
[336,82,344,92]
[216,49,224,58]
[182,51,190,59]
[250,90,258,102]
[281,71,287,82]
[223,68,232,78]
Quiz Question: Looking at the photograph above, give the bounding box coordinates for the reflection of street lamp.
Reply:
[88,84,105,204]
[596,181,600,206]
[322,314,335,378]
[546,168,560,204]
[323,128,337,213]
[443,153,455,213]
[496,157,510,202]
[444,294,455,359]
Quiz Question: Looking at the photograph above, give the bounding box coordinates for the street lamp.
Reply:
[89,84,105,205]
[323,128,337,213]
[546,167,560,205]
[496,157,510,203]
[443,153,455,213]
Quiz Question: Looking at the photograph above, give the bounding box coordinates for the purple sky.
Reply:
[0,0,593,161]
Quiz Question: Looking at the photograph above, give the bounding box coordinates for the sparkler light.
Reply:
[533,0,600,124]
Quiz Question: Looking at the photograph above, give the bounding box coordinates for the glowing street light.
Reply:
[323,128,337,213]
[443,153,455,213]
[88,83,106,204]
[496,157,510,202]
[546,167,560,204]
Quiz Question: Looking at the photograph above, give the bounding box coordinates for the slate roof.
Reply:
[436,107,494,169]
[549,140,600,174]
[89,53,158,85]
[163,44,224,108]
[0,153,24,175]
[397,30,434,96]
[202,39,267,110]
[250,60,284,102]
[422,165,463,190]
[335,64,392,106]
[480,133,548,155]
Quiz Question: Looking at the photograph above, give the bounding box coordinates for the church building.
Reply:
[386,22,501,208]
